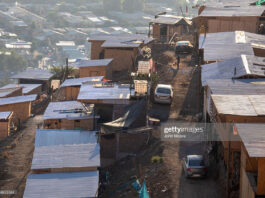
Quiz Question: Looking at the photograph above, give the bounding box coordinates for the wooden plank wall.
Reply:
[104,48,137,72]
[44,119,94,130]
[79,66,107,78]
[240,167,256,198]
[207,17,258,33]
[27,86,42,95]
[152,23,160,40]
[0,121,9,140]
[65,87,80,101]
[0,102,31,124]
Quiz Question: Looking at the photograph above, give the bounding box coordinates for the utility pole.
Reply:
[62,58,68,83]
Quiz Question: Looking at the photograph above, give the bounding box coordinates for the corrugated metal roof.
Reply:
[10,69,54,80]
[207,79,265,95]
[150,16,192,25]
[23,171,99,198]
[236,124,265,157]
[89,34,154,48]
[60,76,104,87]
[201,55,265,86]
[199,31,265,61]
[211,94,265,116]
[0,94,37,106]
[0,87,21,98]
[43,101,95,120]
[32,129,100,170]
[200,6,265,17]
[77,82,134,103]
[0,84,42,94]
[203,0,257,7]
[0,112,12,120]
[74,59,113,67]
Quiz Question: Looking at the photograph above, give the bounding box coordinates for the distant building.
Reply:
[150,15,192,42]
[5,40,31,49]
[88,34,154,80]
[195,3,265,34]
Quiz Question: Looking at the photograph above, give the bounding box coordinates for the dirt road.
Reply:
[0,115,42,198]
[99,50,225,198]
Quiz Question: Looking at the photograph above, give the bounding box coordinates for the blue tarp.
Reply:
[139,180,150,198]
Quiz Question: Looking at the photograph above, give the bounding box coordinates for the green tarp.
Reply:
[256,0,265,5]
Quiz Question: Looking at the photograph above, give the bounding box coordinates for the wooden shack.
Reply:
[0,87,22,98]
[150,15,192,42]
[74,59,113,79]
[0,112,13,140]
[0,95,37,125]
[206,94,265,193]
[237,124,265,198]
[196,4,265,33]
[77,82,135,122]
[88,35,154,80]
[60,76,103,101]
[0,84,42,96]
[10,69,54,92]
[43,101,97,130]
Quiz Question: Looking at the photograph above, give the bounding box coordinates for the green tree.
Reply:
[50,66,76,83]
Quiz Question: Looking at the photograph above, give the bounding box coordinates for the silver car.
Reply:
[154,84,173,104]
[183,155,207,178]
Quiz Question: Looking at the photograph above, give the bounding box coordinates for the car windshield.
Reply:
[189,159,204,166]
[157,88,171,94]
[177,42,189,46]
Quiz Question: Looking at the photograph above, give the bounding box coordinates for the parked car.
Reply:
[154,84,173,104]
[183,155,207,178]
[175,41,193,54]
